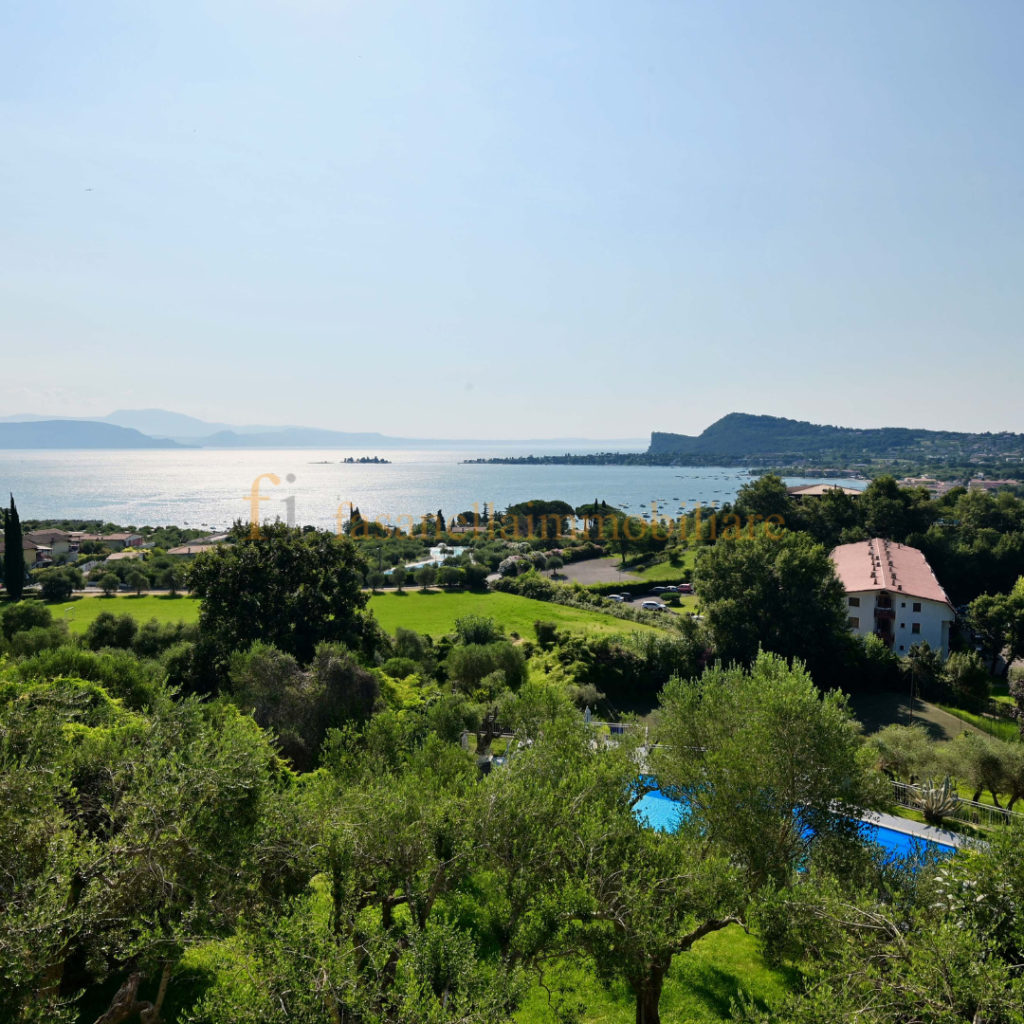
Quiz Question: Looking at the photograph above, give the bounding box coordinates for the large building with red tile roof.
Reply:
[830,538,955,655]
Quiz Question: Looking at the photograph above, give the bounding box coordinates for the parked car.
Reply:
[651,587,668,594]
[661,585,678,592]
[677,583,693,594]
[641,600,667,611]
[607,594,626,602]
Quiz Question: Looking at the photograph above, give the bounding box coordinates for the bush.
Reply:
[944,650,992,704]
[446,641,527,694]
[84,611,139,650]
[438,566,464,587]
[1,600,52,640]
[132,618,197,659]
[462,563,490,589]
[453,615,504,646]
[533,620,560,647]
[415,565,438,589]
[99,572,120,596]
[383,657,419,679]
[366,571,386,592]
[39,569,74,603]
[16,645,167,710]
[425,692,480,743]
[8,623,69,658]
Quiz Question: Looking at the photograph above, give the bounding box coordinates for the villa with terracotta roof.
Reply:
[830,538,956,655]
[787,483,862,501]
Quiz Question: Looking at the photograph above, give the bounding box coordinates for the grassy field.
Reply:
[75,924,792,1024]
[368,589,663,639]
[631,552,696,582]
[935,704,1020,743]
[41,594,202,632]
[37,589,656,642]
[515,926,795,1023]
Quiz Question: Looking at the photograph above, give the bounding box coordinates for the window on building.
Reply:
[848,596,860,607]
[899,645,905,651]
[900,622,905,629]
[848,617,860,628]
[912,622,921,634]
[913,602,921,612]
[901,602,906,608]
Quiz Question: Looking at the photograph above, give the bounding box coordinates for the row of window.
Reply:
[848,617,921,633]
[848,596,922,612]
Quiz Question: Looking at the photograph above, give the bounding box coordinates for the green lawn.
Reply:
[39,589,656,643]
[368,589,663,639]
[515,926,795,1023]
[631,553,695,583]
[43,594,202,633]
[934,704,1020,743]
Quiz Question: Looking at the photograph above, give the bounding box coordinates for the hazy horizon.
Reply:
[3,1,1023,437]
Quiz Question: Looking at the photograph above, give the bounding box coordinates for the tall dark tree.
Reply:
[693,528,849,681]
[185,523,377,686]
[436,509,446,534]
[4,494,25,601]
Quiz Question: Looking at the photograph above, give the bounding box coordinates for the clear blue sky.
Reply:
[2,0,1022,438]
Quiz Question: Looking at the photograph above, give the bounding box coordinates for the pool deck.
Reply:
[858,808,965,849]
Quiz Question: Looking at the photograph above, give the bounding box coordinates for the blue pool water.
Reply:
[634,789,956,861]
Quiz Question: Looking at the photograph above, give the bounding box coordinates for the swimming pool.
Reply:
[633,789,956,861]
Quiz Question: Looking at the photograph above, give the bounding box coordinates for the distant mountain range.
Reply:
[0,421,190,450]
[0,411,646,451]
[649,413,1024,461]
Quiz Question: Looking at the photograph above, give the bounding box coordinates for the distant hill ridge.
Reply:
[0,421,191,450]
[649,413,1024,458]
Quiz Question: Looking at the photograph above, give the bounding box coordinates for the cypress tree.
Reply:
[436,509,446,534]
[4,494,25,601]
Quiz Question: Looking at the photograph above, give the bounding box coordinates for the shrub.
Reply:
[453,615,504,646]
[446,641,527,693]
[16,645,167,710]
[8,623,69,658]
[415,565,438,589]
[132,618,197,659]
[383,657,419,679]
[944,650,992,704]
[1,600,52,640]
[39,569,74,603]
[84,611,139,651]
[438,565,464,587]
[462,563,489,589]
[533,620,560,647]
[99,572,120,596]
[366,571,386,592]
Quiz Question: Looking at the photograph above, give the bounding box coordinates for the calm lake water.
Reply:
[0,449,865,531]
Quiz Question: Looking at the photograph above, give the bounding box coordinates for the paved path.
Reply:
[858,807,966,848]
[543,556,641,586]
[848,691,984,741]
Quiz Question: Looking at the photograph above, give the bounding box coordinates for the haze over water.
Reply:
[0,449,864,531]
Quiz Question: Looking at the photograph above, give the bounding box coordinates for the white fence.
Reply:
[890,780,1024,830]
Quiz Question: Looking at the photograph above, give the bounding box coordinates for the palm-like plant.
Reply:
[913,776,960,826]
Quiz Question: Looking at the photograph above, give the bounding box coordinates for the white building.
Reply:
[831,538,955,656]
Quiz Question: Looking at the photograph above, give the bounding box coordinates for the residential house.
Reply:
[166,543,220,557]
[786,484,862,501]
[0,537,49,567]
[107,550,143,562]
[831,538,955,655]
[25,529,72,558]
[69,532,143,553]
